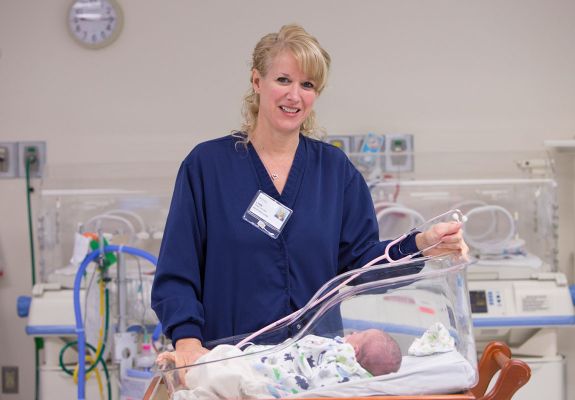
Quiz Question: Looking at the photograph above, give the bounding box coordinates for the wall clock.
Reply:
[67,0,124,49]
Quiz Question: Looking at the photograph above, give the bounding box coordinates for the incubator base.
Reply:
[484,355,565,400]
[469,273,574,329]
[39,364,119,400]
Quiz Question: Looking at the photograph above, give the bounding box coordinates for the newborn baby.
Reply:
[243,328,402,397]
[159,329,402,399]
[345,328,403,376]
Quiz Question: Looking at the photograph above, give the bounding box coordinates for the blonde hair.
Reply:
[239,24,331,140]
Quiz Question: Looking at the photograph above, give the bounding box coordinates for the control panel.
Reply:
[468,273,575,326]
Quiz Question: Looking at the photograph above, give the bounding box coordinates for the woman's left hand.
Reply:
[415,221,469,259]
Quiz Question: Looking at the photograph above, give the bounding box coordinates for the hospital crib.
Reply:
[144,342,529,400]
[145,255,531,399]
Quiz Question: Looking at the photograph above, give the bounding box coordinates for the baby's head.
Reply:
[344,329,402,376]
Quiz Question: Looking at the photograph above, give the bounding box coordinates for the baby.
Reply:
[159,329,402,399]
[344,328,402,376]
[243,328,402,397]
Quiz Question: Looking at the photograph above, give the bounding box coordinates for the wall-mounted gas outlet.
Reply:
[384,133,414,172]
[0,142,19,179]
[18,141,46,178]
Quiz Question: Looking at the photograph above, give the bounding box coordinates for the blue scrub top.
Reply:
[151,134,419,346]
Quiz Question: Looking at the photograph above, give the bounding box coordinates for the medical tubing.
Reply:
[152,323,163,345]
[83,265,99,336]
[24,156,41,400]
[59,290,111,398]
[86,359,104,400]
[99,352,111,400]
[59,342,87,375]
[375,205,425,229]
[59,341,111,400]
[25,159,36,285]
[133,255,149,341]
[236,209,465,348]
[105,209,146,233]
[463,205,515,250]
[451,200,494,241]
[117,251,127,333]
[85,214,137,242]
[59,287,109,376]
[74,245,158,400]
[34,338,42,400]
[93,279,107,368]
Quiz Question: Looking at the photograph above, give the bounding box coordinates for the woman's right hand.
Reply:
[174,338,209,368]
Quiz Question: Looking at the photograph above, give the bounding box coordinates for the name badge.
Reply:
[243,190,293,239]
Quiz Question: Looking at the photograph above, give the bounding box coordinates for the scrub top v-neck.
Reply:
[151,133,420,346]
[248,136,306,203]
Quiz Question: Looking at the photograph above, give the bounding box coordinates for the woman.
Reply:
[151,24,467,367]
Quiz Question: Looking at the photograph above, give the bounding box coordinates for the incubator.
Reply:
[36,163,173,286]
[347,147,573,400]
[369,178,559,277]
[19,163,175,400]
[158,255,478,399]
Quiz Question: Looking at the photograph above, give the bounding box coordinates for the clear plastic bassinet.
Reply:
[159,254,478,399]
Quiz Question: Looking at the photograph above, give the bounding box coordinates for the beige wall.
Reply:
[1,1,575,399]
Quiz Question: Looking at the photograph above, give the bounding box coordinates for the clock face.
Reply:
[68,0,123,49]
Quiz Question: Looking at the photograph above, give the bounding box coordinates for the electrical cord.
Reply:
[25,157,36,286]
[25,155,41,400]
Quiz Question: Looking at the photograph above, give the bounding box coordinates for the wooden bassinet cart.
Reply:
[143,341,531,400]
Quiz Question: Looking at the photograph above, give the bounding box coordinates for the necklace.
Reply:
[251,140,294,184]
[258,155,280,182]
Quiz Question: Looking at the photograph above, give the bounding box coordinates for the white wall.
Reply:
[1,1,574,399]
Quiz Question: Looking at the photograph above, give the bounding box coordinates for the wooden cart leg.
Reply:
[471,341,531,400]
